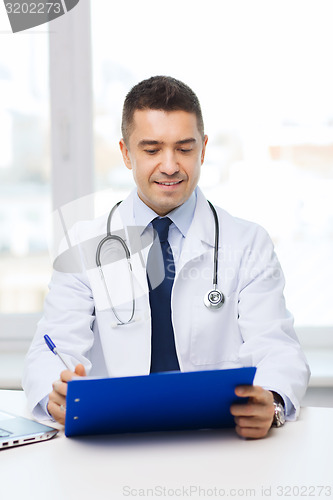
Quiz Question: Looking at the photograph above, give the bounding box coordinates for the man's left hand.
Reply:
[230,385,275,439]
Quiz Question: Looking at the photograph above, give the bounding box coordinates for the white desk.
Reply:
[1,390,332,500]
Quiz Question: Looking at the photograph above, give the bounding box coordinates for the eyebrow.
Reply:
[138,138,197,147]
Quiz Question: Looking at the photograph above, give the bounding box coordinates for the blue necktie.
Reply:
[147,217,180,373]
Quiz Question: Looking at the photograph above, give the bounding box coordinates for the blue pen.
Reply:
[44,334,71,371]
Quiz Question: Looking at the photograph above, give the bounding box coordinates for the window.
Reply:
[91,0,333,327]
[0,27,51,315]
[0,2,96,389]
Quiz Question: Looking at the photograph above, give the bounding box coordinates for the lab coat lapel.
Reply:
[176,188,216,275]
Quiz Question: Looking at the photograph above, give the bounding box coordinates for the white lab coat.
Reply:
[22,188,310,419]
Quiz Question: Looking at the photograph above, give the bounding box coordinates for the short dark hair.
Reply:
[121,76,205,145]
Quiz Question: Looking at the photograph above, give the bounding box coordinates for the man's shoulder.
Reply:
[195,188,270,246]
[216,205,271,244]
[71,212,109,243]
[73,190,136,242]
[215,204,258,229]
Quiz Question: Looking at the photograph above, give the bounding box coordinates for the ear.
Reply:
[119,139,132,170]
[201,135,208,164]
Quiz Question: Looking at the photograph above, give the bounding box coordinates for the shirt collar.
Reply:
[133,189,197,237]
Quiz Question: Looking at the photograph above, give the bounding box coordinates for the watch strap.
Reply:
[270,391,286,427]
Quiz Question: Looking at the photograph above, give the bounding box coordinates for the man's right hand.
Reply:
[47,364,86,425]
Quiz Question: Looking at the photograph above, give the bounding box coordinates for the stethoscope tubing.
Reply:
[207,200,219,287]
[95,199,224,324]
[96,201,135,324]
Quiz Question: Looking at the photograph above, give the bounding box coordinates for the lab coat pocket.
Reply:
[190,293,241,366]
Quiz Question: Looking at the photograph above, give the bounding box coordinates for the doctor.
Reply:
[23,76,310,439]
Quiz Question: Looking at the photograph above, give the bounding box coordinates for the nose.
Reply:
[159,150,180,176]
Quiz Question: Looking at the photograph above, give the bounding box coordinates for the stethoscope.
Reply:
[204,201,225,310]
[95,200,225,325]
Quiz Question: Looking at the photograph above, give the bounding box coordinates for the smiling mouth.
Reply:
[155,180,183,186]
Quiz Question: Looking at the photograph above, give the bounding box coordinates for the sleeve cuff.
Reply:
[33,395,55,421]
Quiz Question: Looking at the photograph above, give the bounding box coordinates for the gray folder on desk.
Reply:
[65,367,256,437]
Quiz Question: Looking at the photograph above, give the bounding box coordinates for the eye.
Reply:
[179,148,192,154]
[144,149,159,155]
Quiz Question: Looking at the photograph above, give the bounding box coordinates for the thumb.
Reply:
[74,363,86,377]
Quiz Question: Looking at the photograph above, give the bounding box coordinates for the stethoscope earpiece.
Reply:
[204,289,225,309]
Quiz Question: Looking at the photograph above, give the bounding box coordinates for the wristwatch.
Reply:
[271,394,286,428]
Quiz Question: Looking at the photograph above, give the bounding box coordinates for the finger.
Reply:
[48,389,66,407]
[232,399,275,438]
[60,365,86,382]
[231,403,254,417]
[47,399,66,426]
[234,415,270,428]
[231,395,269,415]
[235,385,265,401]
[235,423,271,439]
[52,379,68,397]
[60,369,76,383]
[235,386,274,406]
[74,363,86,377]
[48,365,86,425]
[231,400,275,420]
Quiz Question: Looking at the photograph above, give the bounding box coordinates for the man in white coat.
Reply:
[23,76,310,438]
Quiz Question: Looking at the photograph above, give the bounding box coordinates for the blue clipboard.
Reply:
[65,367,256,437]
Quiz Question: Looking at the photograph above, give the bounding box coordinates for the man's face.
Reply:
[120,109,208,216]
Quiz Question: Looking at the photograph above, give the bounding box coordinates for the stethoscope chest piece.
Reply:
[204,288,225,309]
